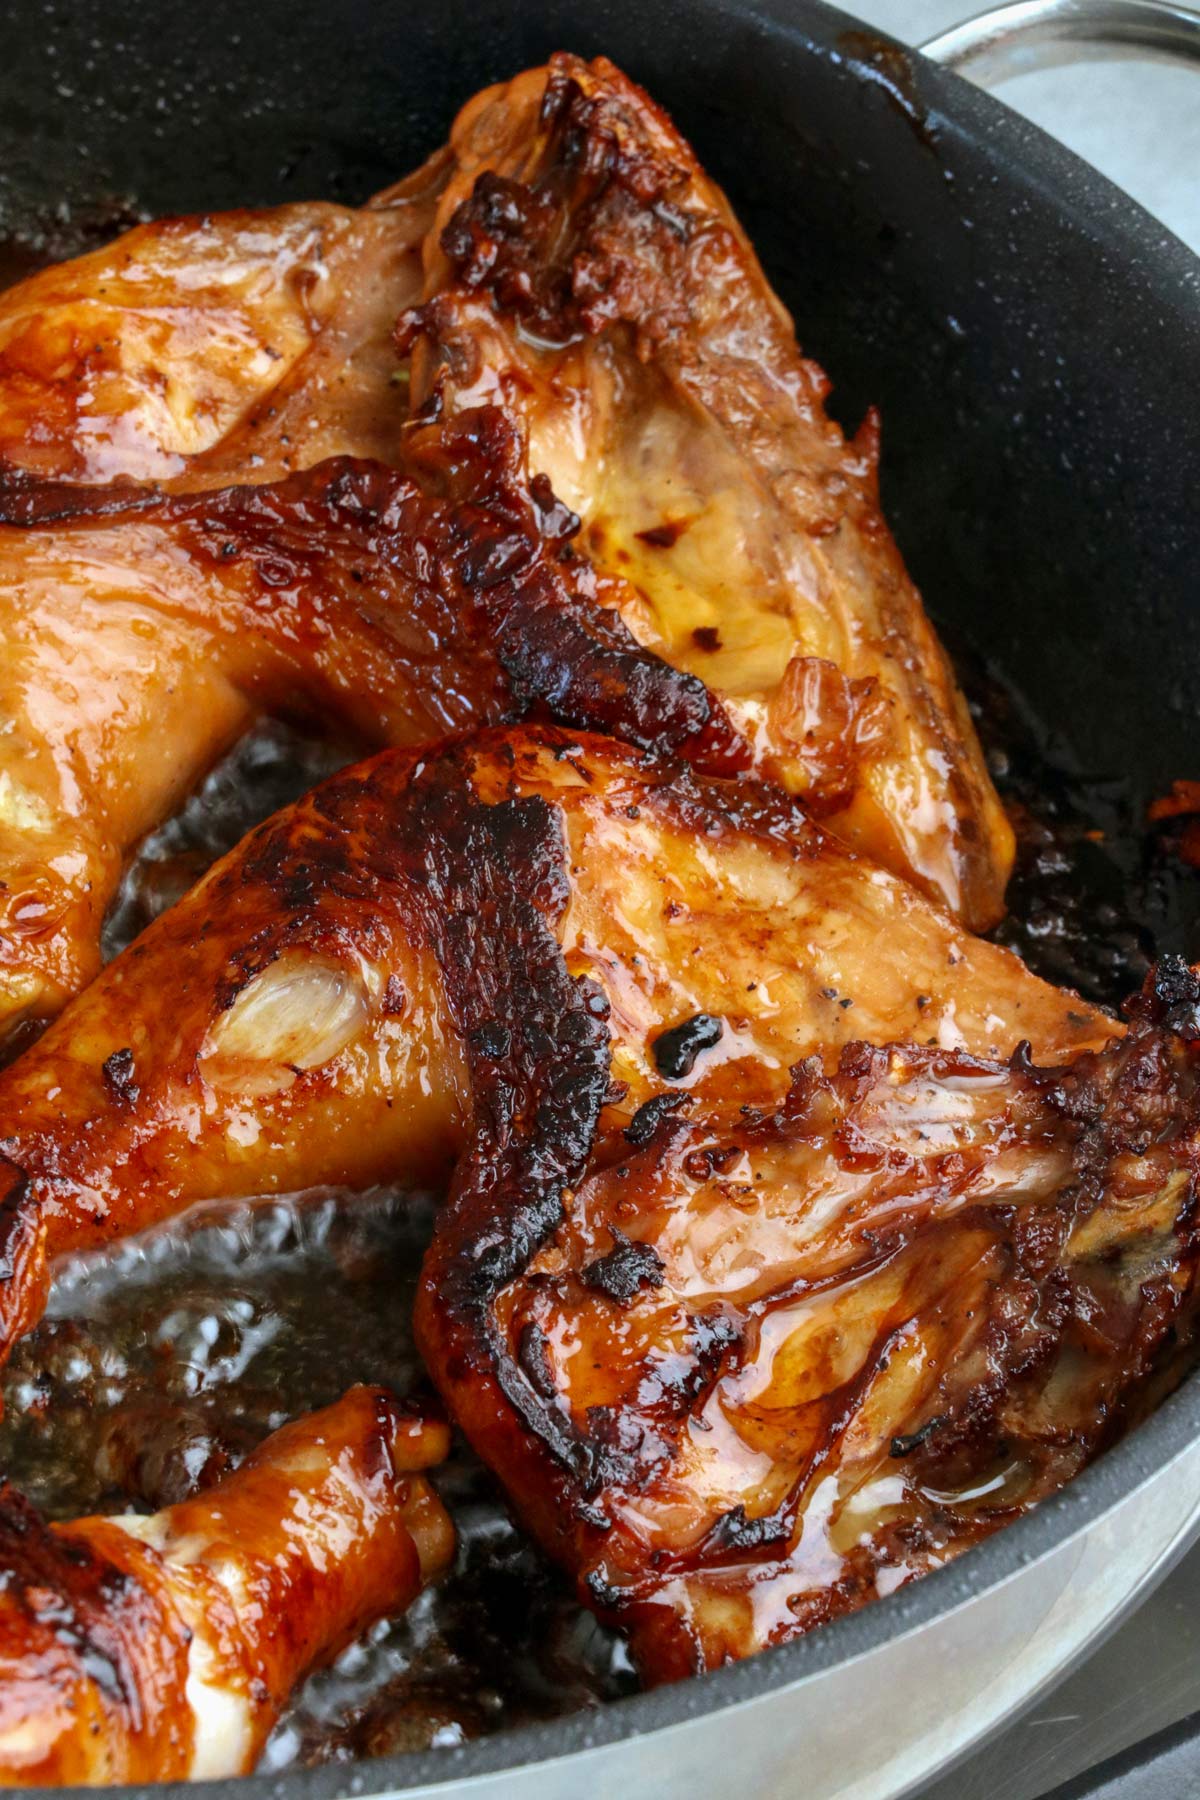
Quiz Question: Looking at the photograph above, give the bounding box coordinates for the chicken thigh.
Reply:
[420,962,1200,1680]
[0,407,733,1040]
[0,152,448,492]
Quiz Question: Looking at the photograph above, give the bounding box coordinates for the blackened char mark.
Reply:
[495,565,746,768]
[399,750,613,1485]
[581,1228,665,1303]
[624,1090,694,1147]
[889,1415,947,1459]
[652,1012,724,1080]
[101,1048,140,1109]
[699,1498,793,1557]
[434,57,692,347]
[1125,953,1200,1041]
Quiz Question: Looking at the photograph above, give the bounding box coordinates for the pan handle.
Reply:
[919,0,1200,84]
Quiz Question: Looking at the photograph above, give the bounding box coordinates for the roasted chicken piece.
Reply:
[0,406,736,1041]
[0,726,1109,1365]
[0,154,450,492]
[399,53,1015,929]
[0,1386,453,1785]
[0,53,1010,1044]
[417,959,1200,1681]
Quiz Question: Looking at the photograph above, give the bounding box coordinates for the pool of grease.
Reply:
[966,657,1198,1001]
[3,722,640,1765]
[1,1183,635,1764]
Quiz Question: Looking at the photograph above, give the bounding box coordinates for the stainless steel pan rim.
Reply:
[11,0,1200,1792]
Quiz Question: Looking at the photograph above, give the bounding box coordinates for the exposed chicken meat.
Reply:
[0,726,1109,1366]
[418,960,1200,1680]
[0,1387,453,1784]
[399,53,1015,928]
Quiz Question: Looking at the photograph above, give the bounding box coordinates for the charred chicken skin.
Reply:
[399,53,1015,928]
[0,53,1188,1754]
[419,964,1200,1679]
[0,406,740,1041]
[0,727,1109,1365]
[0,155,453,1038]
[0,724,1190,1700]
[0,1387,453,1785]
[0,51,1011,1048]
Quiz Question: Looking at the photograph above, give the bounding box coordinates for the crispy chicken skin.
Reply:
[0,727,1108,1365]
[0,1388,453,1785]
[0,63,1011,1044]
[399,53,1015,928]
[417,961,1200,1681]
[0,407,739,1040]
[0,152,450,492]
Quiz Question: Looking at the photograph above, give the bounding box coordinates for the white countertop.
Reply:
[853,0,1200,255]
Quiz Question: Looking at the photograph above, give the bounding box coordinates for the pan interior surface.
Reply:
[0,0,1198,1790]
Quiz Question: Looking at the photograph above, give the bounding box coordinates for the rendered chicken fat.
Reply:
[0,726,1112,1383]
[0,47,1192,1776]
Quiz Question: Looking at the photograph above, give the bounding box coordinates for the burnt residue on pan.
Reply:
[0,660,1193,1766]
[967,654,1199,999]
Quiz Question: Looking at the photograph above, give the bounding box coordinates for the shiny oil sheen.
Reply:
[0,668,1192,1769]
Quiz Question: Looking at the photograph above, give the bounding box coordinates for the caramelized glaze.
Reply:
[0,684,1192,1766]
[0,162,446,492]
[0,49,1194,1779]
[0,1387,452,1784]
[0,726,1110,1370]
[399,53,1015,927]
[419,963,1200,1680]
[0,404,738,1041]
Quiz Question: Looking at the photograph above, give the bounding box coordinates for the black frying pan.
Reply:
[0,0,1197,1793]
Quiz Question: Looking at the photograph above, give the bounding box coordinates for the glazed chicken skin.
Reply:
[399,53,1015,928]
[0,406,739,1041]
[0,1387,454,1785]
[0,150,456,1040]
[0,47,1187,1759]
[0,727,1108,1366]
[420,963,1200,1680]
[0,151,452,492]
[0,57,1012,1049]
